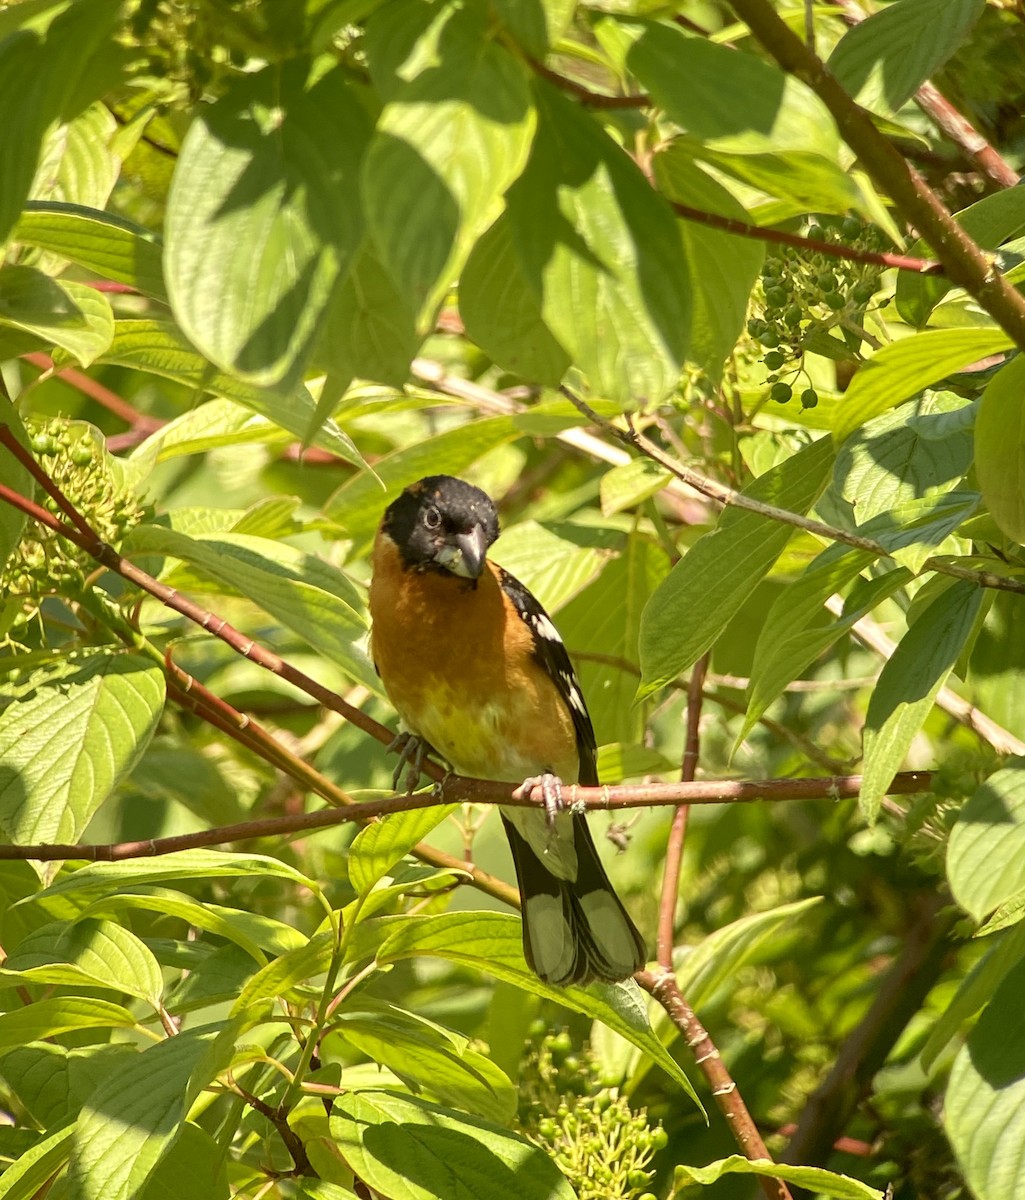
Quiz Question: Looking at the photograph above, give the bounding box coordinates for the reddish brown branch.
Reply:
[639,969,794,1200]
[728,0,1025,349]
[22,353,163,434]
[657,653,709,968]
[668,202,945,274]
[526,54,651,108]
[0,771,934,862]
[832,0,1019,191]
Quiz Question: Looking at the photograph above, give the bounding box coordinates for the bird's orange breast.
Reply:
[369,535,580,782]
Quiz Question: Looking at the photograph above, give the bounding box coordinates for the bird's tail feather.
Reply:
[501,813,646,986]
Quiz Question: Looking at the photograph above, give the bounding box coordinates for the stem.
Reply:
[639,968,795,1200]
[728,0,1025,351]
[657,654,709,968]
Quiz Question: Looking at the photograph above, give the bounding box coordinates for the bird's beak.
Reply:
[437,525,488,579]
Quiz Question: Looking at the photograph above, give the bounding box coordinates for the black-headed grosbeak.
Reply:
[369,474,646,986]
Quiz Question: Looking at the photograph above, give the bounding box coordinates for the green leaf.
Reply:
[921,920,1025,1072]
[0,1123,73,1200]
[69,1022,238,1200]
[945,955,1025,1200]
[831,393,975,524]
[122,526,377,690]
[505,81,690,406]
[556,533,672,744]
[137,1122,228,1200]
[362,0,534,326]
[376,910,700,1106]
[15,202,166,300]
[330,1090,574,1200]
[331,1001,516,1122]
[348,805,457,896]
[28,849,322,907]
[976,356,1025,544]
[0,264,113,366]
[460,214,570,386]
[82,890,306,963]
[896,187,1025,327]
[828,0,984,115]
[599,459,673,518]
[742,553,906,744]
[492,0,574,56]
[832,329,1013,442]
[948,762,1025,922]
[621,20,839,156]
[639,435,834,695]
[0,407,32,571]
[0,650,165,844]
[490,519,619,614]
[653,150,764,382]
[0,997,135,1050]
[673,1155,885,1199]
[621,20,861,214]
[165,61,370,388]
[315,240,419,387]
[0,0,122,244]
[1,1041,136,1130]
[1,918,164,1006]
[861,580,983,820]
[98,320,366,467]
[323,416,520,539]
[232,929,335,1014]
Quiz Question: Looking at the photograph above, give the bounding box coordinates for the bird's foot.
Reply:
[387,731,435,794]
[515,772,565,826]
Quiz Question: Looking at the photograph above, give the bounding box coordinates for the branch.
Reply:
[561,387,1025,598]
[0,771,935,862]
[831,0,1019,190]
[657,653,709,968]
[728,0,1025,351]
[668,202,944,275]
[639,968,794,1200]
[22,353,163,434]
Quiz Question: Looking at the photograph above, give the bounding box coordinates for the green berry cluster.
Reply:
[1,420,148,633]
[747,215,887,409]
[517,1025,667,1200]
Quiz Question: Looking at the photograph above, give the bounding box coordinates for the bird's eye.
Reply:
[424,506,442,530]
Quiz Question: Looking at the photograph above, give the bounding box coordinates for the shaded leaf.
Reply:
[331,1090,573,1200]
[165,61,370,387]
[363,0,534,326]
[505,81,690,406]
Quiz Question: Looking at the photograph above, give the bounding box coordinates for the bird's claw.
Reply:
[387,731,433,794]
[515,772,565,827]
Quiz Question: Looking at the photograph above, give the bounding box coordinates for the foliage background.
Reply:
[2,0,1025,1198]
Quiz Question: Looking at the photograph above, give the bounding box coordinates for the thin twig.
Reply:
[668,202,945,275]
[22,353,163,434]
[657,654,709,967]
[526,54,650,109]
[560,386,1025,597]
[824,597,1025,756]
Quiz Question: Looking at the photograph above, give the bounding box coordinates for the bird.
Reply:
[368,474,646,987]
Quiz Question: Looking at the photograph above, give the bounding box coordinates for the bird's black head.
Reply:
[382,475,500,580]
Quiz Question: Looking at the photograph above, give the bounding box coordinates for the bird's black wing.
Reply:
[495,566,599,787]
